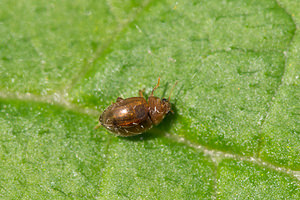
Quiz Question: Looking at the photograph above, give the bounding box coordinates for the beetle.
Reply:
[97,78,177,137]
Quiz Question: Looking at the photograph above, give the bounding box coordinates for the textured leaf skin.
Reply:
[0,0,299,199]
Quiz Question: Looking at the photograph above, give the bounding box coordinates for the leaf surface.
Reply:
[0,0,299,199]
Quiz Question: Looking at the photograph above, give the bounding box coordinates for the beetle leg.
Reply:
[116,97,123,102]
[139,89,145,97]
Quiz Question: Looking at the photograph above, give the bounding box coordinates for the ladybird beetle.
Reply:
[97,78,177,137]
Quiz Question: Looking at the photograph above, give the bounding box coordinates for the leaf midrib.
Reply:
[0,91,299,183]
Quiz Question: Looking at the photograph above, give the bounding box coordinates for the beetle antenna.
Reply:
[151,77,160,96]
[168,81,178,101]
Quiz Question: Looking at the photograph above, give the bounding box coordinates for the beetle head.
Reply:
[148,96,172,125]
[162,98,172,113]
[148,78,177,125]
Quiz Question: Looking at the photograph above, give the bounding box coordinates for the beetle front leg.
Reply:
[116,97,123,102]
[139,89,145,98]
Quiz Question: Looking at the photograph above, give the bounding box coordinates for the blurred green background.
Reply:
[0,0,299,199]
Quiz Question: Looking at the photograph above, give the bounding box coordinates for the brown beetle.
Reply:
[97,78,177,137]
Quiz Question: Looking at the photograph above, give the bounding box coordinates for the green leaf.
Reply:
[217,159,299,199]
[0,0,299,199]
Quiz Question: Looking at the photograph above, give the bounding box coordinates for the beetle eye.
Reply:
[162,98,167,102]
